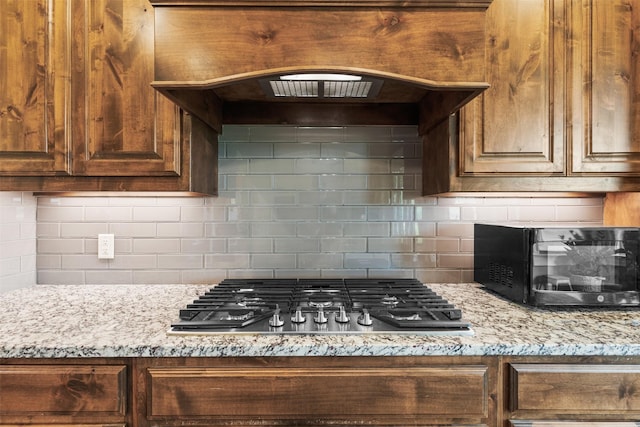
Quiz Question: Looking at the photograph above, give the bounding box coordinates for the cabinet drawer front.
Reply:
[510,422,640,427]
[148,366,488,419]
[0,365,127,416]
[510,364,640,413]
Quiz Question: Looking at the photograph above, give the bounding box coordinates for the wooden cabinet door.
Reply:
[147,365,490,425]
[71,0,180,177]
[510,363,640,416]
[459,0,566,175]
[570,0,640,175]
[0,364,127,424]
[0,0,71,176]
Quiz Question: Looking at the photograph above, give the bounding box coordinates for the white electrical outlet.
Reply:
[98,233,115,259]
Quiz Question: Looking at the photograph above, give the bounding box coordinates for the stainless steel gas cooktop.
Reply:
[169,278,472,335]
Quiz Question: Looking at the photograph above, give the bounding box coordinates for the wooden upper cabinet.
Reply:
[570,0,640,175]
[459,0,566,176]
[0,0,71,176]
[71,0,180,177]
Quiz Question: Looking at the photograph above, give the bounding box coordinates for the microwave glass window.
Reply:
[532,238,639,293]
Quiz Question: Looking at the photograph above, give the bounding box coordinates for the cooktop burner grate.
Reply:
[170,278,472,335]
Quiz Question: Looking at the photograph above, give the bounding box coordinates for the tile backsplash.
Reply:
[29,125,604,285]
[0,192,37,292]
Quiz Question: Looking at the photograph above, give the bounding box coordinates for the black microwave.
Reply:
[474,224,640,307]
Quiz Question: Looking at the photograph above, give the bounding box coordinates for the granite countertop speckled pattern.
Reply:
[1,283,640,358]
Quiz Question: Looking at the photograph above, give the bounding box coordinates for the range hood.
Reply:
[150,0,493,133]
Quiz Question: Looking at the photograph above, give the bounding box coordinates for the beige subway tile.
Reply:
[298,253,343,269]
[297,126,345,142]
[294,158,343,174]
[415,269,462,284]
[391,253,437,268]
[181,238,226,254]
[438,254,474,268]
[133,271,181,284]
[85,206,132,221]
[37,206,84,222]
[226,142,273,158]
[556,205,603,222]
[61,255,108,269]
[273,142,321,158]
[134,239,181,254]
[344,253,390,269]
[273,174,319,191]
[182,270,227,284]
[157,223,204,237]
[461,206,508,222]
[437,223,474,238]
[110,223,156,237]
[250,158,295,174]
[86,270,133,284]
[205,254,250,269]
[60,223,108,238]
[274,238,319,253]
[320,238,367,253]
[157,254,203,269]
[37,270,85,284]
[508,205,557,222]
[133,206,180,222]
[229,238,273,253]
[109,255,157,269]
[251,254,296,269]
[0,258,20,276]
[180,206,226,222]
[344,158,390,174]
[368,237,413,253]
[37,238,84,254]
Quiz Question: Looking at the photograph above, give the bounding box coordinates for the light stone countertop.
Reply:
[1,283,640,358]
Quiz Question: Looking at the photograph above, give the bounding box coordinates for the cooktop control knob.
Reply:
[357,309,373,326]
[291,307,306,323]
[335,306,350,323]
[314,307,328,324]
[269,304,284,328]
[269,307,285,328]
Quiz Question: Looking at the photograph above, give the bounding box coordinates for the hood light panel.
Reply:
[280,73,362,81]
[261,74,382,99]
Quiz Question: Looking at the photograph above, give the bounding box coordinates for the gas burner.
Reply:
[170,278,472,335]
[387,310,421,321]
[381,295,400,306]
[225,309,255,321]
[308,299,334,309]
[235,297,263,307]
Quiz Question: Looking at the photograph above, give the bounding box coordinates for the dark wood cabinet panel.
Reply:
[426,0,640,194]
[148,365,489,420]
[137,356,498,427]
[71,0,180,177]
[510,422,640,427]
[0,364,126,423]
[570,0,640,175]
[460,0,565,175]
[0,0,217,194]
[0,0,71,176]
[510,363,640,415]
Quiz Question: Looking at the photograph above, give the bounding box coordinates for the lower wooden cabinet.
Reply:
[140,356,497,427]
[507,361,640,425]
[3,356,640,427]
[0,363,127,426]
[509,422,640,427]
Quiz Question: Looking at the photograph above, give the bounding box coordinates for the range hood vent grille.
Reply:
[262,77,382,99]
